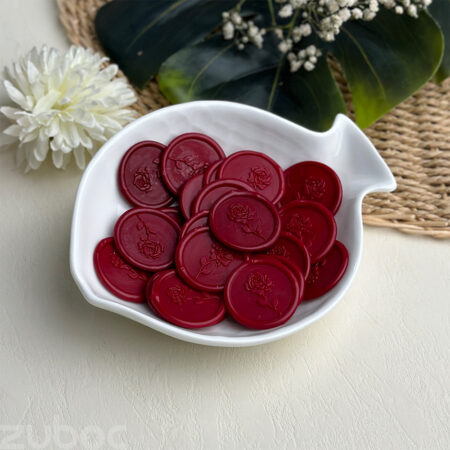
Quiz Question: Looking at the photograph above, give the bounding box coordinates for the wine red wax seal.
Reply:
[161,207,184,226]
[281,161,343,214]
[149,269,226,328]
[304,241,349,300]
[192,179,254,215]
[176,226,245,292]
[179,174,204,219]
[145,272,163,315]
[161,133,225,194]
[218,150,285,203]
[209,191,281,251]
[203,159,223,184]
[180,211,209,239]
[248,255,305,307]
[94,237,149,303]
[114,208,180,271]
[262,232,311,279]
[224,257,300,329]
[118,141,174,208]
[279,200,336,262]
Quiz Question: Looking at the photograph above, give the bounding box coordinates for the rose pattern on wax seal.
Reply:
[247,166,272,191]
[133,158,161,192]
[110,251,147,280]
[286,214,314,248]
[267,244,288,257]
[195,244,234,279]
[297,176,326,201]
[306,258,327,285]
[167,285,217,306]
[169,154,210,178]
[227,202,264,240]
[245,271,281,314]
[136,215,165,259]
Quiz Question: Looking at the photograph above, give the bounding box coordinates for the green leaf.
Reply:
[95,0,236,88]
[332,9,444,128]
[158,36,346,131]
[428,0,450,83]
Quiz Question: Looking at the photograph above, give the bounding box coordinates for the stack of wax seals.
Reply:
[94,133,349,330]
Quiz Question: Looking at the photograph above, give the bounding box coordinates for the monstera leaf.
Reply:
[95,0,446,131]
[429,0,450,83]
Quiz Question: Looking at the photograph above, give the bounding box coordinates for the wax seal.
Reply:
[218,150,285,203]
[114,208,180,271]
[279,200,336,262]
[281,161,342,214]
[94,237,149,302]
[209,191,281,251]
[161,133,225,194]
[118,140,174,208]
[176,226,245,292]
[225,258,300,329]
[304,241,349,300]
[150,269,226,328]
[192,179,253,215]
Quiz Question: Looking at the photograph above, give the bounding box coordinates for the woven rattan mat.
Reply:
[57,0,450,238]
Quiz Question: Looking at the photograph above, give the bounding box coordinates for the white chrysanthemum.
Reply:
[1,45,136,171]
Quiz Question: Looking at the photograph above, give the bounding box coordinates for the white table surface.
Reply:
[0,1,449,449]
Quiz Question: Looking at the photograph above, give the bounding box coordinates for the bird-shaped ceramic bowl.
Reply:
[70,101,396,347]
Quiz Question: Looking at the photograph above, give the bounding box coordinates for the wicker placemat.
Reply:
[57,0,450,238]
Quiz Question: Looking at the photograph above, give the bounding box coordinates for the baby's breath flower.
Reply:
[221,0,433,73]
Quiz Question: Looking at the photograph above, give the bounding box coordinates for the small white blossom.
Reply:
[1,46,136,171]
[279,4,294,17]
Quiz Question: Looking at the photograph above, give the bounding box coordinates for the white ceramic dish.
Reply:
[70,101,396,347]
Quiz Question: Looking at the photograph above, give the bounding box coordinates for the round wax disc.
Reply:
[304,241,349,300]
[262,232,311,279]
[161,133,225,194]
[114,208,180,271]
[281,161,343,214]
[279,200,336,263]
[94,237,149,303]
[203,159,223,184]
[145,272,163,315]
[248,255,305,307]
[225,258,300,329]
[161,207,184,226]
[218,150,285,203]
[179,174,204,219]
[209,191,281,251]
[180,211,209,239]
[150,269,226,328]
[192,179,254,215]
[176,226,245,292]
[118,141,174,208]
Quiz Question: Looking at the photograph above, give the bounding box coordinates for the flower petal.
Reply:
[3,80,31,110]
[73,146,86,169]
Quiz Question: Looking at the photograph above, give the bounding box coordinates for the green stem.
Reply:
[267,0,277,27]
[267,9,300,111]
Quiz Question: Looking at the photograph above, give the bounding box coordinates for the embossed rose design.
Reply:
[247,166,272,190]
[137,239,164,259]
[245,271,280,314]
[227,202,264,239]
[110,251,147,280]
[245,271,273,295]
[167,285,187,304]
[167,285,217,305]
[171,155,209,177]
[196,244,233,279]
[267,244,288,257]
[286,214,314,248]
[227,202,254,223]
[133,167,153,192]
[300,176,326,200]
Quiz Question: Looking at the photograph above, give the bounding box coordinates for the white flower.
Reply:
[279,4,294,17]
[1,45,136,171]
